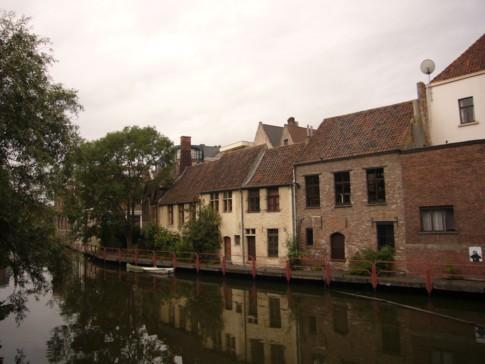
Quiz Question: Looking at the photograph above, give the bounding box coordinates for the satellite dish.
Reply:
[420,59,435,75]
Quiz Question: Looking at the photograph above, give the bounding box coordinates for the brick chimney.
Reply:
[179,136,192,175]
[287,117,298,127]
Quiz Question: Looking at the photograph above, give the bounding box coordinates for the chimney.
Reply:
[305,124,311,145]
[179,136,192,175]
[287,117,298,127]
[414,82,430,145]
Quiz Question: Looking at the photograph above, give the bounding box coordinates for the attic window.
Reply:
[283,139,289,146]
[458,97,475,124]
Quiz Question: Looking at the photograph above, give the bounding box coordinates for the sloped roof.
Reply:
[432,33,485,83]
[286,123,308,144]
[159,145,265,205]
[246,143,305,187]
[159,163,211,205]
[261,123,284,147]
[202,145,265,192]
[297,101,414,164]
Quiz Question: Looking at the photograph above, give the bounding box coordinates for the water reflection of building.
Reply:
[159,284,298,363]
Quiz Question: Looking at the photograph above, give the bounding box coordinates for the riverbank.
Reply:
[71,244,485,295]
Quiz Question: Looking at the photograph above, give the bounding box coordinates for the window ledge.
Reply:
[458,121,479,127]
[419,231,458,235]
[305,206,321,210]
[266,210,281,213]
[247,210,261,213]
[367,202,387,207]
[335,204,352,208]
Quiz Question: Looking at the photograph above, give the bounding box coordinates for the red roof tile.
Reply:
[159,145,265,205]
[246,143,305,187]
[432,33,485,83]
[297,101,414,164]
[286,124,308,144]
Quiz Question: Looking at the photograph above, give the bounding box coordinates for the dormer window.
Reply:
[458,97,475,124]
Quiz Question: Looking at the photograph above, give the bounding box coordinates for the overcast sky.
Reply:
[3,0,484,146]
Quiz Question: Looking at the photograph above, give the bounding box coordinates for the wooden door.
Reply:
[224,236,231,260]
[330,233,345,260]
[247,236,256,260]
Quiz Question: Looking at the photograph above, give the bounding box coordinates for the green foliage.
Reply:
[64,126,175,247]
[182,204,221,253]
[0,12,80,288]
[287,238,301,266]
[139,224,180,251]
[350,245,395,276]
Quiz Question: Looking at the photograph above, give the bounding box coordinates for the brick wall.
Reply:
[295,152,406,261]
[401,140,485,264]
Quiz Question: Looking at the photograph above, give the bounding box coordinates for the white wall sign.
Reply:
[469,246,483,263]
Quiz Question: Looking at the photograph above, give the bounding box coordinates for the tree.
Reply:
[0,11,81,289]
[182,204,221,254]
[66,126,174,247]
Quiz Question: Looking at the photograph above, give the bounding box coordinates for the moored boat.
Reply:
[126,263,175,275]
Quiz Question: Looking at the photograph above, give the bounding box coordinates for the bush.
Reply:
[139,224,180,251]
[287,238,301,267]
[182,204,221,253]
[350,245,395,276]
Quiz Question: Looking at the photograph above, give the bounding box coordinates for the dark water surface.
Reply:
[1,253,485,363]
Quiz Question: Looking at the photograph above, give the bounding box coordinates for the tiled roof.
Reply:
[286,124,308,144]
[159,163,211,205]
[160,145,266,205]
[262,123,284,147]
[432,33,485,83]
[296,101,414,164]
[202,145,265,192]
[246,143,305,187]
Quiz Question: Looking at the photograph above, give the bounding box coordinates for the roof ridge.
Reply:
[323,100,414,122]
[242,147,267,187]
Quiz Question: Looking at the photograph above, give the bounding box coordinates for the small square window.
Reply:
[458,97,475,124]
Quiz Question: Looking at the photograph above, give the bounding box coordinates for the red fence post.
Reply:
[425,269,433,295]
[172,252,177,269]
[195,253,200,273]
[152,251,157,267]
[285,260,292,283]
[325,260,332,287]
[371,263,378,291]
[221,256,226,276]
[251,258,256,279]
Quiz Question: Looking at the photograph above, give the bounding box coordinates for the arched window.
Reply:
[330,233,345,260]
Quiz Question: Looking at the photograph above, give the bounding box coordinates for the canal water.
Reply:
[1,253,484,363]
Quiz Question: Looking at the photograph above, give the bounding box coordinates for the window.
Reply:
[283,138,289,146]
[235,235,241,245]
[178,204,184,226]
[420,206,455,232]
[223,191,232,212]
[366,168,386,203]
[305,175,320,207]
[248,189,260,212]
[269,297,281,328]
[267,187,280,212]
[458,97,475,124]
[334,171,351,206]
[306,228,314,246]
[224,286,233,310]
[333,304,349,335]
[271,345,285,364]
[267,229,279,257]
[168,205,174,225]
[376,222,395,249]
[210,192,219,212]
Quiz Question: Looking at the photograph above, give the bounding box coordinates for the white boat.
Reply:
[126,263,175,275]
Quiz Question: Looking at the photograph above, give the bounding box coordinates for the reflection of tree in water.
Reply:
[46,258,224,363]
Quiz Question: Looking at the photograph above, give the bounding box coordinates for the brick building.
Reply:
[294,101,420,261]
[401,140,485,264]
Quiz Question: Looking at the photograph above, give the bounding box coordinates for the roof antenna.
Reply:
[420,59,435,84]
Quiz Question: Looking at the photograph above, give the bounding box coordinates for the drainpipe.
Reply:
[291,164,298,251]
[240,188,246,264]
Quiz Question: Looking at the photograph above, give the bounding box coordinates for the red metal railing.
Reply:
[71,243,485,294]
